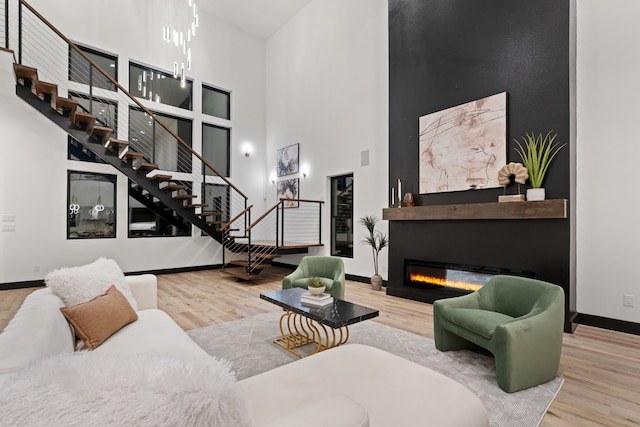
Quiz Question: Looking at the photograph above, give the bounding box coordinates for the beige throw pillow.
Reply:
[60,285,138,350]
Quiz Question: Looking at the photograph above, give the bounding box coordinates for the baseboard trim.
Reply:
[0,265,224,291]
[0,280,45,291]
[126,264,223,276]
[575,313,640,336]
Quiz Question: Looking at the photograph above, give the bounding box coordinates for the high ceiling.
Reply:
[199,0,312,40]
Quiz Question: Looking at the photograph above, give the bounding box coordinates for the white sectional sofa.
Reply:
[0,274,489,426]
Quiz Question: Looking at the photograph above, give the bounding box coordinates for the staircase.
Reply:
[13,63,222,240]
[7,0,325,281]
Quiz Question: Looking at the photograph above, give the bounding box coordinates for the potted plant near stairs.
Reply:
[514,131,566,201]
[359,215,388,291]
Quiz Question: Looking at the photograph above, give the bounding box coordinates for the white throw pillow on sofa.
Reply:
[44,258,138,311]
[0,352,252,427]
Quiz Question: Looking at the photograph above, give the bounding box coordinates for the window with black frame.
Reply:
[202,123,230,177]
[128,107,192,173]
[331,174,354,257]
[68,45,117,91]
[202,85,230,120]
[67,171,116,239]
[129,62,193,110]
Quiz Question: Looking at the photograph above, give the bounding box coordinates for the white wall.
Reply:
[265,0,389,279]
[576,0,640,322]
[0,0,266,281]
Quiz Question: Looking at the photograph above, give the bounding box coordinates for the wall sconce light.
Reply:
[269,172,276,184]
[242,143,252,157]
[301,164,310,178]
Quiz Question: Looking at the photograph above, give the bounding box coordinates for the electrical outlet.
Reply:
[1,224,15,232]
[623,294,635,307]
[1,215,15,222]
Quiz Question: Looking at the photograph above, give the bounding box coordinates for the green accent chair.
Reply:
[282,256,345,299]
[433,275,564,393]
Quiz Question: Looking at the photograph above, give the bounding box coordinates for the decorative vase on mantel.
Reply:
[371,274,383,291]
[526,188,546,201]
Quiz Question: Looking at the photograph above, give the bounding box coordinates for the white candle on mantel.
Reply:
[391,188,395,207]
[397,179,402,206]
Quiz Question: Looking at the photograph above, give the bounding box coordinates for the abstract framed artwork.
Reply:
[419,92,507,194]
[277,178,299,208]
[277,143,299,177]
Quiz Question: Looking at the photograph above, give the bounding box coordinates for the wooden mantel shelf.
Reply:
[382,199,567,221]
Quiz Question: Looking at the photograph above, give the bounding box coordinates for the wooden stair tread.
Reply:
[91,126,113,139]
[120,150,144,160]
[135,162,158,172]
[34,81,58,108]
[228,260,272,269]
[185,203,208,208]
[34,81,57,92]
[149,174,173,182]
[235,252,281,260]
[105,138,129,149]
[13,63,38,79]
[73,111,96,124]
[55,98,77,109]
[55,98,78,117]
[13,64,38,95]
[161,184,186,191]
[174,194,197,200]
[207,220,223,225]
[197,211,221,217]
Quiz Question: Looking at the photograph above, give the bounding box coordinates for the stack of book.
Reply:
[300,292,333,307]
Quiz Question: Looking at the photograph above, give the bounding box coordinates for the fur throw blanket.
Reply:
[0,352,253,427]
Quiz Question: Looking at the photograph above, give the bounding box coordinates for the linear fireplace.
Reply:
[404,259,534,303]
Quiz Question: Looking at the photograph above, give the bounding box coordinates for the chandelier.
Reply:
[162,0,199,86]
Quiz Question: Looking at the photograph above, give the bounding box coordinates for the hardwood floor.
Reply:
[1,267,639,426]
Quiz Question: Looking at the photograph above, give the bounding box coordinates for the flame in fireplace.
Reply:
[409,274,482,292]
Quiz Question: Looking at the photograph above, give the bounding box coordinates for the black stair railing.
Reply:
[224,199,324,275]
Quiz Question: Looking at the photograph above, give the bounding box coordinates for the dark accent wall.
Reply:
[388,0,573,329]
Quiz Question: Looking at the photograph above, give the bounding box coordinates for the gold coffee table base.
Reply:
[274,311,350,358]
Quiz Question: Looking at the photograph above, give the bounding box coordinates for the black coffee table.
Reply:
[260,288,379,358]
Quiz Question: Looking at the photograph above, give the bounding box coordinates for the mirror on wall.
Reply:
[67,171,116,239]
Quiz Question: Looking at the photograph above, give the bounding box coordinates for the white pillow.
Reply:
[44,258,138,311]
[0,352,253,427]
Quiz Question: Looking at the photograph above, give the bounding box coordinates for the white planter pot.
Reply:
[308,286,326,295]
[526,188,546,201]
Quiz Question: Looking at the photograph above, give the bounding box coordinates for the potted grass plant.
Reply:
[307,277,326,295]
[514,131,566,201]
[359,215,388,291]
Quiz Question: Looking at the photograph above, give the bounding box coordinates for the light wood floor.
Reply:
[2,267,639,426]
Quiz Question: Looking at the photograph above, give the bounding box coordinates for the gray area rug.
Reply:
[188,311,563,427]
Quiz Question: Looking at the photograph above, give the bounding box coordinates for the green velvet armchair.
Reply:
[282,256,345,299]
[433,275,564,393]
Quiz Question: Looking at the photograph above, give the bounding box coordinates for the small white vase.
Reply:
[526,188,546,201]
[308,286,325,295]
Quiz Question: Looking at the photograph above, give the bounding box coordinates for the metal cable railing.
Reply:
[225,199,323,272]
[1,0,7,48]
